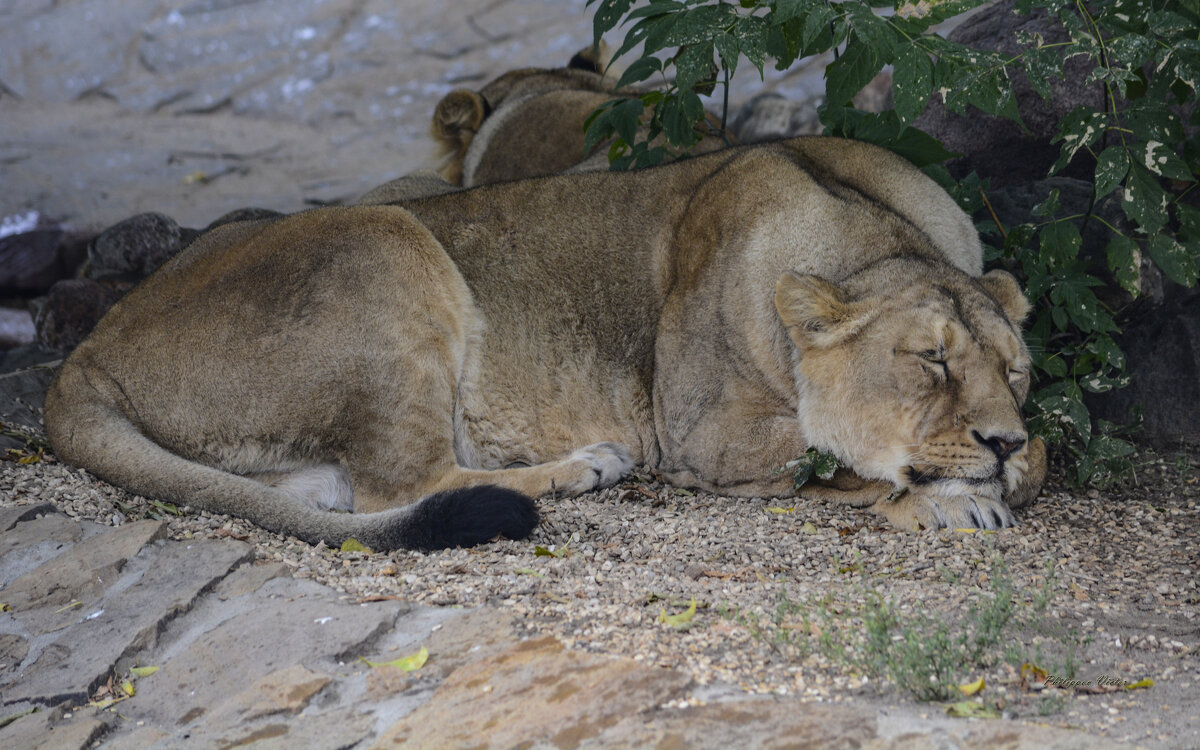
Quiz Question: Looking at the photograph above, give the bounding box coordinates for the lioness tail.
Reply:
[44,368,538,552]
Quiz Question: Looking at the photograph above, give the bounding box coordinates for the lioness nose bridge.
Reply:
[971,429,1026,461]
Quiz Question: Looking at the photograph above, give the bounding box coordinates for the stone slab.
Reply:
[115,576,407,731]
[0,510,81,589]
[0,707,107,750]
[2,537,250,706]
[2,519,167,633]
[371,635,693,749]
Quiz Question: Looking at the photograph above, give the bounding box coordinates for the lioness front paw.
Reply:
[562,442,634,492]
[874,490,1016,531]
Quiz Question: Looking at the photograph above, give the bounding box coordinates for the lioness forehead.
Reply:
[893,288,1025,362]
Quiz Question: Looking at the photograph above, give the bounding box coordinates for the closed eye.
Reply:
[919,349,950,380]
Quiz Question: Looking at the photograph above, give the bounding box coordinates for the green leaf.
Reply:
[1105,235,1141,296]
[1138,140,1194,181]
[1107,33,1157,69]
[664,4,737,47]
[673,42,715,91]
[592,0,637,50]
[801,2,837,51]
[661,90,705,147]
[733,14,769,75]
[845,3,898,59]
[1048,274,1107,333]
[360,646,429,672]
[129,666,159,678]
[534,543,570,558]
[822,108,956,166]
[1031,188,1062,218]
[824,38,881,107]
[784,446,842,491]
[892,46,933,124]
[1033,385,1092,446]
[340,538,373,553]
[1021,40,1063,102]
[812,450,838,480]
[1050,107,1107,174]
[615,56,663,90]
[611,97,646,149]
[1181,202,1200,239]
[1093,146,1130,199]
[1033,351,1069,378]
[1147,233,1200,286]
[1122,164,1170,234]
[1038,221,1081,267]
[583,98,621,152]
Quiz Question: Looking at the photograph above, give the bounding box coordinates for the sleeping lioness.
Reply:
[44,137,1045,551]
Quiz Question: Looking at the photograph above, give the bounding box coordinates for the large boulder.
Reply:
[913,0,1105,187]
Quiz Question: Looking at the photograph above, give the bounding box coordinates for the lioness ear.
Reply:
[979,269,1031,325]
[568,41,611,74]
[431,90,487,147]
[775,272,867,348]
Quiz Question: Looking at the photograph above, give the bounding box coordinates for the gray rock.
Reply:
[0,222,67,293]
[113,576,407,741]
[731,93,822,144]
[0,308,36,350]
[2,529,250,707]
[0,510,84,587]
[913,0,1105,186]
[0,708,108,750]
[581,699,877,748]
[0,502,55,533]
[0,344,58,451]
[1088,289,1200,447]
[373,635,693,747]
[32,278,131,351]
[87,213,185,280]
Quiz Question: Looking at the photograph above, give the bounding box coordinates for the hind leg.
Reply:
[336,320,633,513]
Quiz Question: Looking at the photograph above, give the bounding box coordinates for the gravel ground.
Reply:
[2,448,1198,748]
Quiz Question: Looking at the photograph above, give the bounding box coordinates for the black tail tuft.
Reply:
[399,485,539,552]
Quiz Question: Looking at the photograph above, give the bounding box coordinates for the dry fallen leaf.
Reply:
[340,538,373,553]
[360,646,429,672]
[658,597,697,629]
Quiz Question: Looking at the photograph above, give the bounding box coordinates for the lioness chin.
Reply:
[45,137,1045,551]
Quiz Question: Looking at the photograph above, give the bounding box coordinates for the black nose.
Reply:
[972,430,1026,461]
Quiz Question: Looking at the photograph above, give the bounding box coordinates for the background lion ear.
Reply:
[568,41,611,74]
[775,272,866,348]
[979,269,1031,325]
[431,90,487,147]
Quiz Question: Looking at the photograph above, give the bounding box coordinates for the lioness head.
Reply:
[775,258,1041,514]
[431,45,615,185]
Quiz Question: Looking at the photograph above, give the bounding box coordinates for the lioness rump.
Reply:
[45,137,1046,550]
